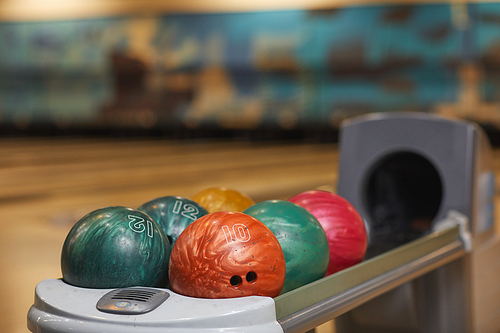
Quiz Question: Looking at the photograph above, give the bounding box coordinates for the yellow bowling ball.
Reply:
[191,187,255,213]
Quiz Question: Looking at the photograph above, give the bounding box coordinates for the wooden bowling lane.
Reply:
[0,137,338,333]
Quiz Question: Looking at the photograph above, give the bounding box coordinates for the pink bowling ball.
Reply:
[289,190,368,276]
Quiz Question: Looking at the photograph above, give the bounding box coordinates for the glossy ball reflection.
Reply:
[169,211,286,298]
[61,206,171,289]
[191,187,255,213]
[289,190,368,275]
[139,196,208,246]
[244,200,330,294]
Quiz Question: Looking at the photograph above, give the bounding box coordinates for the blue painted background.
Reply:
[0,3,498,132]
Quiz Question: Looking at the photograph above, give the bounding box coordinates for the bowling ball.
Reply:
[61,206,171,289]
[243,200,329,294]
[289,190,368,276]
[138,196,208,245]
[191,187,255,213]
[169,211,286,299]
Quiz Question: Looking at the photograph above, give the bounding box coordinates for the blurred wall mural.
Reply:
[1,3,500,134]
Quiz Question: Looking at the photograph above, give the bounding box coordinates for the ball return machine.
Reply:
[28,112,500,333]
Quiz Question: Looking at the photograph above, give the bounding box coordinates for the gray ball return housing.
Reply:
[28,113,500,333]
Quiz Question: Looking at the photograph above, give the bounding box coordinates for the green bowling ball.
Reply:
[61,206,171,289]
[243,200,329,294]
[138,196,208,246]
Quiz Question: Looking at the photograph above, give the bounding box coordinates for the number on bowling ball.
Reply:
[172,200,200,220]
[138,196,209,246]
[222,224,251,243]
[128,215,154,238]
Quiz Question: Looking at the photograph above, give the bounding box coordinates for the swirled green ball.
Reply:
[61,206,171,288]
[244,200,329,293]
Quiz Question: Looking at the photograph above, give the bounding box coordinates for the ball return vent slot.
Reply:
[96,287,169,315]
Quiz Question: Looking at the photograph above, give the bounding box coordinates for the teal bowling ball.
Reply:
[243,200,329,294]
[61,206,171,289]
[138,196,208,245]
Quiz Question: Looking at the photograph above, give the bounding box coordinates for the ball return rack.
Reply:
[28,113,500,333]
[27,222,471,333]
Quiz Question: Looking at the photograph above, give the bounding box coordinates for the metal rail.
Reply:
[275,226,466,333]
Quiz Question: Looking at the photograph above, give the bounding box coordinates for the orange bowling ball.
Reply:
[169,211,286,299]
[191,187,255,213]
